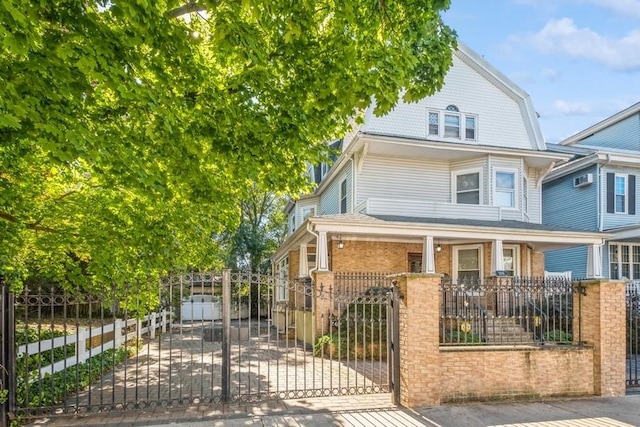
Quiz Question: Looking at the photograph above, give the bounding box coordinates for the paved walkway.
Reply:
[28,393,640,427]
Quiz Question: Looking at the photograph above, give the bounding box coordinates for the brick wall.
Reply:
[327,240,543,277]
[440,347,594,401]
[397,275,626,407]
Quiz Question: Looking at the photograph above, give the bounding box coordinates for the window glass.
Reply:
[444,114,460,138]
[456,172,480,204]
[340,179,347,213]
[615,175,626,213]
[408,253,422,273]
[610,245,619,279]
[495,171,516,207]
[428,112,439,135]
[465,116,476,140]
[457,248,480,280]
[503,248,514,276]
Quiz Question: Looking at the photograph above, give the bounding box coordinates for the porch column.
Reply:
[587,244,604,278]
[299,244,308,277]
[422,236,436,274]
[491,239,504,275]
[317,231,329,271]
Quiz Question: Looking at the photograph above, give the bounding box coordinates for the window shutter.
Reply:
[607,173,615,214]
[629,175,636,215]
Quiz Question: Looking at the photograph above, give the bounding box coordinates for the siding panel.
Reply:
[361,54,535,150]
[542,165,599,231]
[544,246,588,279]
[578,113,640,151]
[358,155,450,204]
[601,165,640,229]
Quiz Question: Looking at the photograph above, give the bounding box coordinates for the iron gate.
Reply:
[628,282,640,389]
[0,271,398,423]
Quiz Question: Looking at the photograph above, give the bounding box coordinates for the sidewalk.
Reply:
[28,393,640,427]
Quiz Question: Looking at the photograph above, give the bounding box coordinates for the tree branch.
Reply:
[167,1,207,18]
[0,211,61,234]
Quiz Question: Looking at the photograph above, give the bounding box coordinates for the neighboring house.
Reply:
[543,102,640,282]
[271,43,607,297]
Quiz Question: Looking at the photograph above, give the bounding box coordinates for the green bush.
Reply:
[442,330,482,344]
[545,330,573,343]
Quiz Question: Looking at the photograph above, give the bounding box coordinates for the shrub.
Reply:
[545,330,573,343]
[442,330,482,344]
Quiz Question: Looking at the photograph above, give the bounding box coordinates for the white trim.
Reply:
[493,168,519,209]
[452,244,484,281]
[426,108,478,143]
[452,167,483,205]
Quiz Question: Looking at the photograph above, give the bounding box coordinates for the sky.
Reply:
[443,0,640,143]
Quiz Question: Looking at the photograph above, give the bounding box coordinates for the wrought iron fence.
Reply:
[440,276,575,345]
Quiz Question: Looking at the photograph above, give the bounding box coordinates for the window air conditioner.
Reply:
[573,173,593,188]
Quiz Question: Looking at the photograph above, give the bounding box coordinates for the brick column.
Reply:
[397,273,441,407]
[313,271,335,340]
[574,279,626,396]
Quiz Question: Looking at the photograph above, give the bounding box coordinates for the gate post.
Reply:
[1,279,16,426]
[221,269,231,403]
[387,286,401,405]
[395,273,442,407]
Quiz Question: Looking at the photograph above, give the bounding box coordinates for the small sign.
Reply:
[534,316,541,327]
[460,321,472,333]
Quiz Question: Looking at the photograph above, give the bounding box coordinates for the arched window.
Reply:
[446,105,459,112]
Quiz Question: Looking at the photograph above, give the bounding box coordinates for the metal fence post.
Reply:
[221,269,231,403]
[387,286,401,406]
[1,279,15,427]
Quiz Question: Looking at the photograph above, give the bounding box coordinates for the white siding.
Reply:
[358,155,450,204]
[319,163,353,215]
[527,167,542,224]
[361,54,534,150]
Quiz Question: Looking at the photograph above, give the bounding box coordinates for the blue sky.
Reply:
[443,0,640,143]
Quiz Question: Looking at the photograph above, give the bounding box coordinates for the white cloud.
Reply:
[553,99,591,115]
[581,0,640,20]
[530,18,640,70]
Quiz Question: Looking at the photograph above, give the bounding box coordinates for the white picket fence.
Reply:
[16,310,171,378]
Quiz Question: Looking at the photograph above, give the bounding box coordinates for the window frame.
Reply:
[494,168,518,209]
[452,168,483,205]
[275,256,289,302]
[502,244,520,277]
[339,179,348,214]
[452,244,484,282]
[609,243,640,279]
[427,109,477,142]
[615,174,628,214]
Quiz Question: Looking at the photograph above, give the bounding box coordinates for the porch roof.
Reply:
[271,213,610,263]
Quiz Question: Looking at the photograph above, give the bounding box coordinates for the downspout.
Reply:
[307,222,319,277]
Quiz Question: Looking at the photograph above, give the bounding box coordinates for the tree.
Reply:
[222,186,287,272]
[0,0,457,295]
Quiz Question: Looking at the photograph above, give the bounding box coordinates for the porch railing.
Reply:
[440,276,575,345]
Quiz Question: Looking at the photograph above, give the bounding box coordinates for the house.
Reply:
[543,102,640,283]
[270,43,607,310]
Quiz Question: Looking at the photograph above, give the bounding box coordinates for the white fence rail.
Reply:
[17,310,171,378]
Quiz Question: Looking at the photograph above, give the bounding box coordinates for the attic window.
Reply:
[428,108,477,142]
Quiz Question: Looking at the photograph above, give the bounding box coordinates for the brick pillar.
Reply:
[397,273,441,407]
[574,279,626,396]
[313,271,335,340]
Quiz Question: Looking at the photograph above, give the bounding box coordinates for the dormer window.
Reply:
[427,107,477,142]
